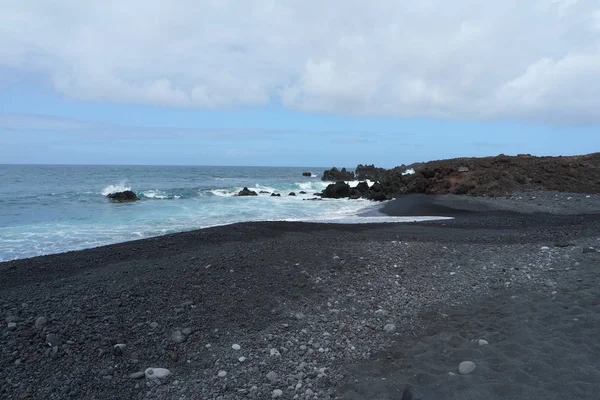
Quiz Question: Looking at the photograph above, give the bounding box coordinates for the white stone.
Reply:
[478,339,489,346]
[144,368,171,380]
[541,246,550,250]
[383,324,396,333]
[238,356,246,362]
[272,389,283,398]
[459,361,476,375]
[217,370,227,378]
[232,344,241,351]
[270,348,281,357]
[7,322,17,330]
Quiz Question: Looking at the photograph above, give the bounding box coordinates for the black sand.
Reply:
[1,193,600,399]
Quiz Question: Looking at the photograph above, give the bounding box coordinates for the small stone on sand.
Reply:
[35,316,48,329]
[232,344,241,351]
[266,371,279,383]
[145,368,170,380]
[272,389,283,398]
[218,370,227,378]
[270,348,281,357]
[181,327,192,336]
[46,333,62,347]
[129,371,145,380]
[7,322,17,330]
[383,324,396,333]
[171,330,186,344]
[478,339,489,346]
[459,361,476,375]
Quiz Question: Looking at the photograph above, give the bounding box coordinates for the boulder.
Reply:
[322,181,351,198]
[107,190,140,202]
[349,188,362,199]
[299,191,307,194]
[259,190,270,194]
[355,181,370,193]
[370,182,384,192]
[270,193,281,197]
[288,192,296,196]
[237,187,258,196]
[355,164,388,181]
[372,192,389,201]
[322,167,355,181]
[302,172,312,177]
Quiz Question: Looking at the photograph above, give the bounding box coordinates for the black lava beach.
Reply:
[2,154,600,400]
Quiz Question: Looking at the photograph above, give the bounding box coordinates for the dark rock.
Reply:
[356,164,388,181]
[299,191,307,194]
[453,184,472,195]
[107,191,140,202]
[372,192,389,201]
[583,247,598,254]
[259,190,270,194]
[349,188,362,200]
[46,333,62,347]
[356,181,370,193]
[322,181,351,199]
[236,187,258,196]
[555,242,576,248]
[289,192,296,196]
[370,182,384,192]
[270,193,281,197]
[322,167,355,181]
[302,172,312,177]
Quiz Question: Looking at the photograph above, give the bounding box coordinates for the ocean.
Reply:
[0,165,413,261]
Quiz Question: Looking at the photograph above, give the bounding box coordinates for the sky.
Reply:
[0,0,599,168]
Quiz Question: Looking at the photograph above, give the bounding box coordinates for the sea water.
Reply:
[0,165,448,261]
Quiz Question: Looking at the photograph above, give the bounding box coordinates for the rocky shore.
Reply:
[320,153,600,201]
[1,193,600,399]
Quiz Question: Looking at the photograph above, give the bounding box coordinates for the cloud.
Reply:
[1,0,599,123]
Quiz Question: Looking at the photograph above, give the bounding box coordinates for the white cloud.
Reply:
[0,0,599,123]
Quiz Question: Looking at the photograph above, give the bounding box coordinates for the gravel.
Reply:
[0,193,598,399]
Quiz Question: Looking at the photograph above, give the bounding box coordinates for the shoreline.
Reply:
[2,191,599,264]
[2,194,600,399]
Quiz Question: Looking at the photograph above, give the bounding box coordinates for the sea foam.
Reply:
[101,183,132,196]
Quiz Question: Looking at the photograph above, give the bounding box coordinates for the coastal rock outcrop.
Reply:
[107,190,140,202]
[322,181,351,198]
[302,172,312,177]
[323,153,600,199]
[322,167,355,181]
[236,187,258,196]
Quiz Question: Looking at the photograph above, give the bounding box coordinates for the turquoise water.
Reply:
[0,165,382,261]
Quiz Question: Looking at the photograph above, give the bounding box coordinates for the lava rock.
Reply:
[107,190,140,202]
[322,181,351,199]
[237,187,258,196]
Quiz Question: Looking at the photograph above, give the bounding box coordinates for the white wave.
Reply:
[402,168,416,176]
[210,188,240,197]
[101,183,131,196]
[141,189,168,199]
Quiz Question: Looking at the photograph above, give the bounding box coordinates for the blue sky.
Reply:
[1,1,599,167]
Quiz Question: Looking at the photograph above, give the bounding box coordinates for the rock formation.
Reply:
[107,190,140,202]
[236,187,258,196]
[322,167,355,181]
